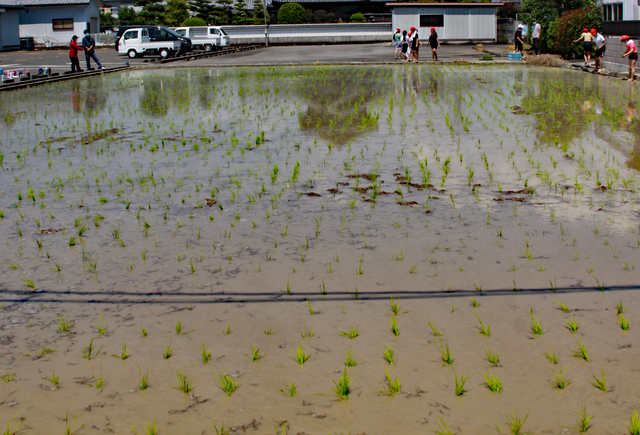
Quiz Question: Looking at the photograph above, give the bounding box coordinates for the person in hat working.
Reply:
[406,27,416,61]
[531,18,541,55]
[592,29,606,73]
[409,27,422,62]
[428,27,440,61]
[574,28,594,66]
[393,28,402,59]
[514,24,524,53]
[69,35,83,73]
[621,35,638,81]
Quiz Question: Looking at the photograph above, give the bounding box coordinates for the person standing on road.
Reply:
[621,35,637,81]
[69,35,83,73]
[410,29,421,62]
[82,29,105,70]
[531,18,541,55]
[592,29,606,73]
[574,28,594,66]
[393,28,402,59]
[429,27,440,61]
[401,30,409,61]
[406,28,415,61]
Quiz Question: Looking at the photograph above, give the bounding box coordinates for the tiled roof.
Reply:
[18,0,93,6]
[0,0,24,7]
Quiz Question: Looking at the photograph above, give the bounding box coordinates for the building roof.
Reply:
[0,0,25,7]
[274,0,388,3]
[18,0,98,6]
[388,2,503,6]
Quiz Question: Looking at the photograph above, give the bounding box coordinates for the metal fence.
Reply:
[602,21,640,37]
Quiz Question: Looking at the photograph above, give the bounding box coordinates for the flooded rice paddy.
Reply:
[1,64,640,434]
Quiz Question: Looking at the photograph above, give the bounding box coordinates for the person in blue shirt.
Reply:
[82,29,104,70]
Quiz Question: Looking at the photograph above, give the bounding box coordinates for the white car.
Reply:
[118,28,182,59]
[173,27,230,52]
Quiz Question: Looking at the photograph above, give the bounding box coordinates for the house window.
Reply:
[420,15,444,27]
[603,3,623,21]
[52,19,74,30]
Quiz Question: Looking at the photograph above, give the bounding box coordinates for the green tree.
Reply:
[232,0,251,24]
[135,0,166,24]
[349,12,365,23]
[117,6,138,25]
[277,3,306,24]
[550,5,602,58]
[164,0,190,26]
[182,16,207,26]
[216,0,234,24]
[100,11,117,30]
[188,0,214,22]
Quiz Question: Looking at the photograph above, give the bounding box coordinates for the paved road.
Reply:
[0,43,506,73]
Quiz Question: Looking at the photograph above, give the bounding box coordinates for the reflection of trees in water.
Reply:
[140,73,193,116]
[296,66,391,145]
[84,77,108,115]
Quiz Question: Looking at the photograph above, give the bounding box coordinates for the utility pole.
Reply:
[263,0,268,46]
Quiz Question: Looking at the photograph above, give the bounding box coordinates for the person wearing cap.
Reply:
[393,28,402,60]
[574,28,594,66]
[409,28,422,62]
[82,29,104,70]
[406,27,416,61]
[514,24,524,54]
[531,18,541,55]
[621,35,637,81]
[592,28,606,73]
[429,27,440,61]
[401,30,410,61]
[69,35,83,73]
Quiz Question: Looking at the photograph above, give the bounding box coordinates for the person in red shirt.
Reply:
[69,35,83,72]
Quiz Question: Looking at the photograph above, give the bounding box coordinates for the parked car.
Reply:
[114,25,192,54]
[173,27,230,52]
[117,28,181,59]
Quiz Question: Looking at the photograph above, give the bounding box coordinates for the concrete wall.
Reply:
[391,6,497,43]
[0,9,21,50]
[603,35,634,72]
[223,23,392,45]
[19,0,100,46]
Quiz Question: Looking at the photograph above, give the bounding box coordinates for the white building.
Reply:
[18,0,102,46]
[388,2,503,44]
[0,0,23,50]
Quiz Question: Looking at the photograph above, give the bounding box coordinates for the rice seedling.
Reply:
[389,296,400,315]
[0,373,15,383]
[264,326,275,335]
[276,382,297,396]
[476,314,491,336]
[620,314,630,331]
[21,276,36,290]
[332,370,351,400]
[504,411,530,435]
[435,418,454,435]
[554,301,570,313]
[390,317,400,336]
[438,341,453,365]
[175,369,194,394]
[216,372,239,395]
[58,317,74,332]
[140,325,148,337]
[246,345,263,361]
[471,298,479,307]
[112,343,130,360]
[545,348,560,364]
[222,323,231,335]
[44,371,59,387]
[163,341,173,359]
[81,339,101,360]
[530,313,545,335]
[344,349,358,367]
[550,368,571,389]
[617,300,626,314]
[96,314,107,335]
[566,315,579,333]
[62,411,81,435]
[300,324,314,338]
[291,344,310,364]
[339,326,359,339]
[132,420,158,435]
[200,343,212,363]
[454,373,470,396]
[138,366,149,390]
[3,412,23,435]
[629,411,640,435]
[574,404,594,433]
[483,370,502,393]
[590,368,608,392]
[485,347,501,366]
[428,320,442,337]
[379,370,401,396]
[573,339,590,362]
[213,422,231,435]
[382,345,395,364]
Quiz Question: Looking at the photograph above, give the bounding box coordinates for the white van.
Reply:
[173,27,230,52]
[117,28,182,59]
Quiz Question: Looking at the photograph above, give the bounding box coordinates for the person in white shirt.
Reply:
[531,18,541,55]
[592,29,606,73]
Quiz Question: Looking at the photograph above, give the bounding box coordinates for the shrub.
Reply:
[350,12,365,23]
[182,17,207,26]
[550,5,602,59]
[277,3,307,24]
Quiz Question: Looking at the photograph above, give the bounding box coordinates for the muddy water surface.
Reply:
[0,65,639,434]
